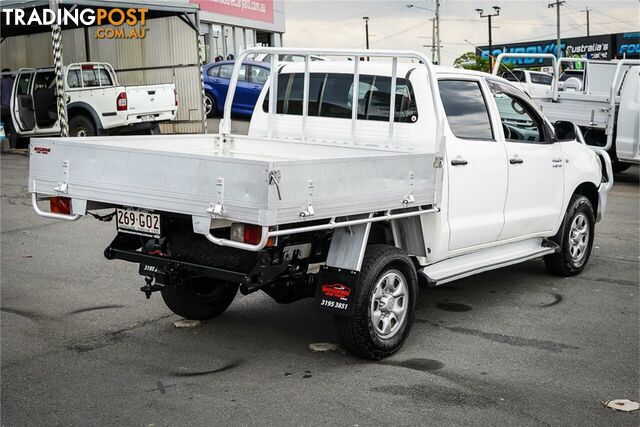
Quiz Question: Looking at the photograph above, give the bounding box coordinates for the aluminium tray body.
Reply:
[28,134,438,226]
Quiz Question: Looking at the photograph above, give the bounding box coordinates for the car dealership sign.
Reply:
[481,32,639,67]
[190,0,274,23]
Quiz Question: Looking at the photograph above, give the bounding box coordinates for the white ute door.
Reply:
[487,79,564,240]
[439,79,508,250]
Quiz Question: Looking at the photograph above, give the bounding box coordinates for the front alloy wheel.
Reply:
[544,194,595,276]
[568,212,590,268]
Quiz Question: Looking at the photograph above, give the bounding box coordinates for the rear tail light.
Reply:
[116,92,128,111]
[50,197,72,215]
[174,88,178,107]
[230,223,274,247]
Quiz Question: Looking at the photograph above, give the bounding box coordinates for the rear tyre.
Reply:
[69,115,96,137]
[205,93,216,118]
[335,245,417,360]
[544,194,595,276]
[161,279,238,320]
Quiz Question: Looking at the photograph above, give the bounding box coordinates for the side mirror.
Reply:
[554,120,576,141]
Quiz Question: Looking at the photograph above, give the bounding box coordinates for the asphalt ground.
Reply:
[1,149,638,426]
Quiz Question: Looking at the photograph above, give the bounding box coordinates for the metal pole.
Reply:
[548,1,565,59]
[435,1,440,65]
[476,7,500,73]
[556,3,561,59]
[583,7,591,36]
[586,8,589,36]
[488,14,493,73]
[49,0,68,137]
[363,17,370,61]
[195,11,208,134]
[431,18,436,63]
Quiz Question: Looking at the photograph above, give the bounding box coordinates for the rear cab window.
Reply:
[530,73,553,85]
[67,65,113,88]
[263,72,418,123]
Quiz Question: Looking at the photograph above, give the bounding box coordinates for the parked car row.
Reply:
[203,54,328,118]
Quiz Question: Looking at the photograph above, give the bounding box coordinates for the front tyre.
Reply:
[335,245,417,360]
[544,195,595,276]
[161,278,238,320]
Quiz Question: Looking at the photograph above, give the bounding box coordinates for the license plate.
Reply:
[116,208,160,237]
[140,114,155,122]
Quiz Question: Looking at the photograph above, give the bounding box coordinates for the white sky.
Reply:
[282,0,640,65]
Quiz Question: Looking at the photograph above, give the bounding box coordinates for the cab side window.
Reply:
[16,73,32,95]
[438,80,494,140]
[488,79,546,143]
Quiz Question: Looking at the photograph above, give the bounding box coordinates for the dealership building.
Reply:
[194,0,285,62]
[0,0,285,134]
[480,32,640,67]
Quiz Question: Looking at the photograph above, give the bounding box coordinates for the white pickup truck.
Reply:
[500,68,554,98]
[28,48,612,360]
[11,62,177,138]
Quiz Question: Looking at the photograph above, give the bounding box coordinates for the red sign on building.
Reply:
[191,0,274,23]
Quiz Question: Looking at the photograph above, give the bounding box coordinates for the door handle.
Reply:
[450,158,468,166]
[509,157,524,164]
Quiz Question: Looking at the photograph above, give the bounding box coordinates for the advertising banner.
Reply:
[615,32,640,58]
[478,33,637,67]
[190,0,274,23]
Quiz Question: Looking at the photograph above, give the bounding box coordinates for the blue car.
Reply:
[203,60,270,118]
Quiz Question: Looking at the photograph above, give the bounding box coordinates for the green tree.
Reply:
[453,51,515,73]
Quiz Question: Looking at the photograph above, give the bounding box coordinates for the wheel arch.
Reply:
[67,102,103,133]
[572,181,599,218]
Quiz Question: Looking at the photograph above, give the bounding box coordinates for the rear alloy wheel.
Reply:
[205,93,216,118]
[370,270,410,339]
[69,115,96,137]
[544,194,595,276]
[335,245,417,360]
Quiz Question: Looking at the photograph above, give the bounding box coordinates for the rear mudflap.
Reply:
[315,265,359,316]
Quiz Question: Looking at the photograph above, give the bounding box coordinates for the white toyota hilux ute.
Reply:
[28,48,612,360]
[10,62,177,138]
